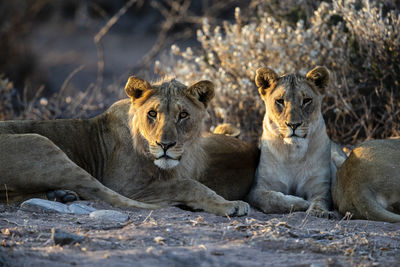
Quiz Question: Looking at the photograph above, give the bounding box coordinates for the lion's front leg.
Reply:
[246,186,310,214]
[132,179,250,216]
[0,133,159,210]
[306,200,332,218]
[306,195,334,218]
[304,176,334,218]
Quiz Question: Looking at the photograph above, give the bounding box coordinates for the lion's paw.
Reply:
[285,195,310,212]
[47,190,79,203]
[225,200,250,217]
[306,205,334,219]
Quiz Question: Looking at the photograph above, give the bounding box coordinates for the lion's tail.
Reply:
[355,188,400,223]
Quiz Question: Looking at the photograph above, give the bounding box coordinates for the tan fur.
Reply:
[332,139,400,222]
[247,66,339,218]
[213,123,241,137]
[0,77,259,216]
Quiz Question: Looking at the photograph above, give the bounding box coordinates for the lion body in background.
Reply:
[0,77,258,216]
[333,139,400,222]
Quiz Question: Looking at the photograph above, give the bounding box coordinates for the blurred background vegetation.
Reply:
[0,0,399,145]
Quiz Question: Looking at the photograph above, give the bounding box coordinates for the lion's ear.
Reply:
[255,68,278,96]
[125,76,152,100]
[306,66,329,94]
[186,80,215,108]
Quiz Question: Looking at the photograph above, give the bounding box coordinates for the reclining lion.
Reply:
[332,139,400,222]
[0,76,259,216]
[246,66,342,218]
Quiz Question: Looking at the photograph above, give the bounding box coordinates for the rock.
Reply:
[68,203,97,214]
[20,198,96,214]
[89,210,129,224]
[52,229,84,246]
[20,198,70,213]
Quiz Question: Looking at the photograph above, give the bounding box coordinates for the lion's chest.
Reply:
[256,141,330,198]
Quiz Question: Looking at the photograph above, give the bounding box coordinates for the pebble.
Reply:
[89,210,129,224]
[20,199,130,225]
[68,203,97,214]
[21,198,70,213]
[52,229,84,246]
[20,198,96,214]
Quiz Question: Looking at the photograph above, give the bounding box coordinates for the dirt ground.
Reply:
[0,201,399,267]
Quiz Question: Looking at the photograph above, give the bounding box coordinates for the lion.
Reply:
[246,66,342,218]
[0,76,259,216]
[332,139,400,222]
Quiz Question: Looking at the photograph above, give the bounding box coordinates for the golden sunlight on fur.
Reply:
[246,66,345,218]
[333,139,400,222]
[0,76,259,217]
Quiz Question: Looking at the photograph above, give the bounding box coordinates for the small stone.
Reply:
[89,210,129,224]
[20,198,97,215]
[68,203,96,215]
[20,198,70,213]
[154,236,165,245]
[52,229,84,246]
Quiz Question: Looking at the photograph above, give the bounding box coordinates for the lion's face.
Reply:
[255,66,329,145]
[125,77,214,169]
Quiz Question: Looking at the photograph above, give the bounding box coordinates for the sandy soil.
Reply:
[0,201,399,266]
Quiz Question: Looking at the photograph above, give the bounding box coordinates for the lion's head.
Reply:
[255,66,329,145]
[125,76,214,170]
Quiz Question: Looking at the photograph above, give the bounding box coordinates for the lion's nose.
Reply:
[156,141,176,151]
[285,122,302,131]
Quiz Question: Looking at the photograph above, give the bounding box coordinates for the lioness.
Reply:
[247,66,338,218]
[333,139,400,222]
[0,77,259,216]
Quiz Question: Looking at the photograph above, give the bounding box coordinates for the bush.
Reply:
[159,0,400,144]
[0,76,117,121]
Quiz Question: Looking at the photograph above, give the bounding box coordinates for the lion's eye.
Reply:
[179,111,189,120]
[148,110,157,118]
[302,98,312,106]
[275,99,284,106]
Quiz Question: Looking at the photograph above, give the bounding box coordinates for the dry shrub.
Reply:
[0,78,21,121]
[159,0,400,144]
[0,0,50,92]
[0,75,121,121]
[0,0,250,123]
[0,1,133,121]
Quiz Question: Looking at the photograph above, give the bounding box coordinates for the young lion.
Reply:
[247,66,337,218]
[0,77,259,216]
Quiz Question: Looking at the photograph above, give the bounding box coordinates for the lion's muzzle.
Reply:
[284,121,307,139]
[150,142,183,169]
[282,121,309,145]
[156,141,176,151]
